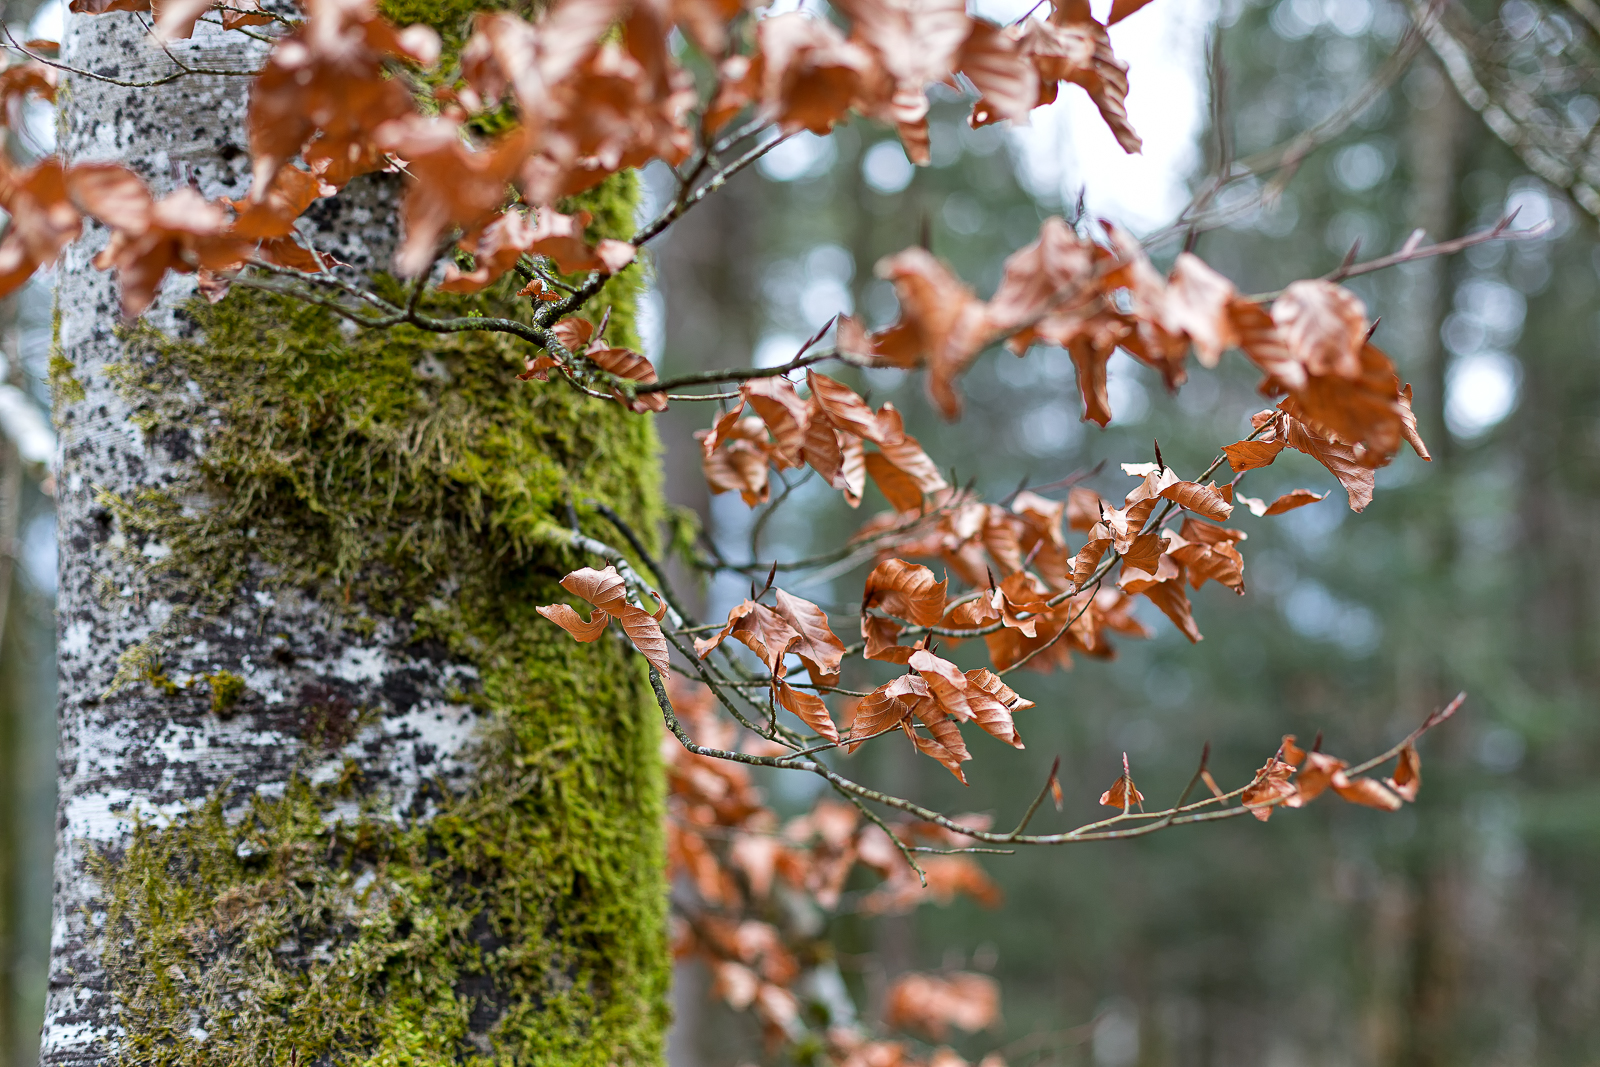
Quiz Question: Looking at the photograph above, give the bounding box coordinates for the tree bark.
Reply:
[44,11,669,1067]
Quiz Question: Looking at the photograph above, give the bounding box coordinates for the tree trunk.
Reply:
[43,10,669,1067]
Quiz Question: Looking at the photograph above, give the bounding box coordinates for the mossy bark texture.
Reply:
[44,12,669,1067]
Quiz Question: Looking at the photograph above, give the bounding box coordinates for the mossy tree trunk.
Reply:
[43,11,669,1067]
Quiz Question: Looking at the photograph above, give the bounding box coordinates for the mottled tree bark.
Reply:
[45,11,668,1067]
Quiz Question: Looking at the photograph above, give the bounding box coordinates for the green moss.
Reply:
[93,172,671,1066]
[203,670,247,715]
[50,305,84,404]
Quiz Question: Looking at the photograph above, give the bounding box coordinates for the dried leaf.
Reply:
[1388,744,1421,802]
[963,668,1030,748]
[772,588,845,689]
[874,247,992,418]
[536,602,611,641]
[1222,437,1285,473]
[1098,751,1143,809]
[1262,488,1327,515]
[807,369,887,442]
[741,377,809,468]
[863,558,948,627]
[861,614,913,664]
[846,675,917,750]
[865,452,924,513]
[1271,279,1367,378]
[776,680,839,743]
[1157,480,1233,521]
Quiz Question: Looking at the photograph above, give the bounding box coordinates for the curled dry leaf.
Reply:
[1387,743,1421,802]
[538,565,671,677]
[863,558,948,627]
[741,377,809,469]
[694,599,799,675]
[1098,751,1143,810]
[874,247,992,419]
[772,588,845,688]
[776,680,839,743]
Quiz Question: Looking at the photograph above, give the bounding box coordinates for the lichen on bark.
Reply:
[47,11,672,1065]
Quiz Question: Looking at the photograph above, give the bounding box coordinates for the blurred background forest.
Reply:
[6,0,1600,1065]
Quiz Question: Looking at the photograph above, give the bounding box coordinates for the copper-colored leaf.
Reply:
[963,668,1030,748]
[1333,775,1403,811]
[884,972,1000,1040]
[874,247,992,419]
[1271,279,1367,378]
[1158,480,1232,522]
[1222,437,1285,473]
[1262,488,1328,516]
[861,614,913,664]
[694,599,799,675]
[1162,252,1237,367]
[536,602,611,641]
[901,717,970,783]
[863,558,948,627]
[846,675,917,750]
[740,376,808,468]
[1398,382,1432,461]
[807,370,886,442]
[1098,751,1143,809]
[1281,409,1376,512]
[777,680,839,744]
[865,452,924,513]
[772,588,845,689]
[1388,744,1421,802]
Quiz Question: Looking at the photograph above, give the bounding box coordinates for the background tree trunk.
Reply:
[43,10,670,1066]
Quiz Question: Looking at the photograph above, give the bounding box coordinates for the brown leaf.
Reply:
[956,17,1035,126]
[1398,382,1432,461]
[536,602,611,641]
[808,369,888,442]
[1067,334,1115,427]
[777,680,839,743]
[874,403,949,493]
[1098,752,1143,809]
[901,716,970,783]
[556,565,671,675]
[861,614,913,664]
[1241,756,1297,820]
[694,599,799,675]
[835,0,971,163]
[1161,252,1238,367]
[1045,4,1140,153]
[249,0,437,193]
[376,116,530,277]
[741,376,809,468]
[884,972,1000,1040]
[963,668,1030,748]
[1292,750,1346,804]
[772,588,845,689]
[586,342,668,413]
[1271,279,1367,378]
[874,247,992,418]
[1229,297,1306,393]
[1280,409,1376,512]
[751,12,875,135]
[0,158,81,298]
[1222,437,1285,473]
[1158,479,1233,522]
[863,558,948,627]
[1262,488,1327,516]
[1333,775,1403,811]
[984,215,1100,336]
[846,674,918,750]
[1388,744,1421,802]
[865,452,925,513]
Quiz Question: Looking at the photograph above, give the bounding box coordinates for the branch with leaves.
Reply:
[0,0,1517,1060]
